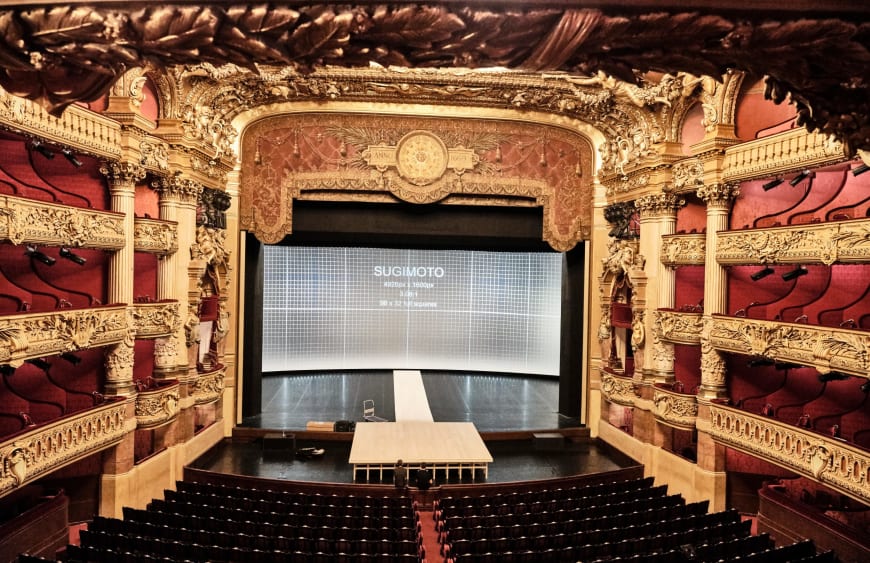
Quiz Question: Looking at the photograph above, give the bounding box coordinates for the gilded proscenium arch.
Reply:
[234,101,603,252]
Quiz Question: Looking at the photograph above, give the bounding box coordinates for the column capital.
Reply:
[100,161,147,188]
[697,182,739,208]
[154,172,203,204]
[634,193,686,219]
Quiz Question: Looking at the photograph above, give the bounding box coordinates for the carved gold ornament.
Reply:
[653,388,698,430]
[601,372,637,407]
[193,365,225,405]
[654,310,703,345]
[1,195,125,249]
[135,382,181,428]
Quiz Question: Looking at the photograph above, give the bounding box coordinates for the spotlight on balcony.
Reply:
[819,371,850,382]
[59,247,86,265]
[781,265,808,281]
[0,365,15,376]
[775,362,802,371]
[25,358,51,371]
[61,148,83,168]
[789,170,812,186]
[762,177,784,191]
[750,266,775,281]
[861,381,870,393]
[853,163,869,177]
[31,140,55,159]
[61,352,82,365]
[24,245,56,266]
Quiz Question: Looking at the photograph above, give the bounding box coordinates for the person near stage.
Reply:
[415,462,433,490]
[394,459,407,489]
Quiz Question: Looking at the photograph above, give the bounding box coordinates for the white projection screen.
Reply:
[262,246,563,375]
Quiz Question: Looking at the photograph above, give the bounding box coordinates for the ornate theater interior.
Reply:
[1,1,869,562]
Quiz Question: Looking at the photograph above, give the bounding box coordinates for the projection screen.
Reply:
[262,246,562,375]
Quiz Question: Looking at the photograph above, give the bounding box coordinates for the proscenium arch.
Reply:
[231,100,601,421]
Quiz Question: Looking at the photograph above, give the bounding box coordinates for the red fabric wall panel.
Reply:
[133,340,155,384]
[134,253,159,302]
[673,266,705,310]
[673,345,701,392]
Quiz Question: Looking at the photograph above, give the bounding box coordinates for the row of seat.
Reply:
[164,488,415,520]
[175,480,411,508]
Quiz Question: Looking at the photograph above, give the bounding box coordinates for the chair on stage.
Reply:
[363,399,388,422]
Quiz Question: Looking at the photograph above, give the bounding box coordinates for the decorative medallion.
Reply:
[395,131,449,186]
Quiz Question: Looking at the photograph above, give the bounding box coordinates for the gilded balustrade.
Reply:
[192,365,225,405]
[132,301,180,339]
[0,305,128,367]
[717,218,870,266]
[601,370,637,407]
[133,217,178,256]
[722,128,846,183]
[654,310,703,345]
[0,398,130,497]
[709,402,869,505]
[135,381,180,428]
[0,194,125,249]
[653,386,698,429]
[661,233,706,267]
[708,315,870,379]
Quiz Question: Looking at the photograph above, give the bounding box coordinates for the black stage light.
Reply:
[861,381,870,393]
[781,265,808,281]
[750,266,774,281]
[59,247,86,265]
[31,140,55,159]
[819,371,850,382]
[762,178,784,191]
[24,245,56,266]
[852,163,869,176]
[747,357,775,368]
[0,365,15,376]
[25,358,51,371]
[61,148,83,167]
[61,352,82,365]
[789,170,811,186]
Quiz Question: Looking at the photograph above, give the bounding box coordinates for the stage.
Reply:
[348,421,493,483]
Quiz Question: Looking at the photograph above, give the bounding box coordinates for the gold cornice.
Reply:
[709,403,870,505]
[717,218,870,266]
[709,315,870,379]
[0,194,125,249]
[0,305,129,367]
[0,398,130,498]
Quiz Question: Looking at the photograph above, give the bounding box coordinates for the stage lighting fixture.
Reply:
[775,362,802,371]
[61,352,82,365]
[25,358,51,371]
[762,177,784,191]
[31,140,55,159]
[853,163,869,176]
[861,381,870,393]
[61,148,83,167]
[747,357,775,368]
[819,371,850,382]
[781,265,808,281]
[59,247,86,265]
[0,365,15,376]
[789,170,811,186]
[24,245,56,266]
[750,266,774,281]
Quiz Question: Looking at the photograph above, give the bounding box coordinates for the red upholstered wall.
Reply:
[673,266,705,310]
[673,345,701,392]
[675,197,707,235]
[734,78,797,141]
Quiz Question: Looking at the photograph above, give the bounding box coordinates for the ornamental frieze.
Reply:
[133,217,179,256]
[0,399,129,497]
[661,234,707,267]
[709,315,870,379]
[0,305,128,367]
[722,128,846,183]
[601,371,637,407]
[0,195,125,249]
[671,158,704,194]
[132,301,181,339]
[192,365,225,405]
[653,387,698,430]
[135,382,180,428]
[717,218,870,266]
[654,310,704,345]
[709,403,870,505]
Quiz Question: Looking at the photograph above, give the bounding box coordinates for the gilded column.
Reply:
[635,193,684,384]
[101,162,146,397]
[696,182,739,399]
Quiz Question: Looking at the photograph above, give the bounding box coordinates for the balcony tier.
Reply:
[601,370,637,407]
[653,385,698,429]
[0,194,124,249]
[654,310,703,345]
[192,365,225,405]
[132,301,180,339]
[135,381,180,429]
[661,233,706,267]
[133,217,179,256]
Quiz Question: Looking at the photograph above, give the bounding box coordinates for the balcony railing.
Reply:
[709,315,870,379]
[192,365,225,405]
[653,385,698,429]
[709,402,870,505]
[133,217,178,256]
[0,194,125,249]
[661,233,706,267]
[601,370,637,407]
[0,305,128,366]
[132,301,180,339]
[0,398,130,498]
[654,309,703,345]
[722,128,846,183]
[135,380,180,429]
[717,218,870,266]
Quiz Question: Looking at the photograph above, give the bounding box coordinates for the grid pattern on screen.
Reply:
[262,246,562,375]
